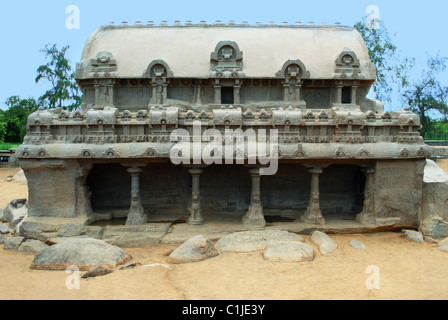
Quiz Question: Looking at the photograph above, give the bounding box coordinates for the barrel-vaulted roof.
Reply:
[76,22,376,81]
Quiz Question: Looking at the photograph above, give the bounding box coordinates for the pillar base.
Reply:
[243,204,266,228]
[126,206,147,226]
[302,205,325,225]
[188,208,204,225]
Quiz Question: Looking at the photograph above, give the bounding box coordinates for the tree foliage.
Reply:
[35,44,82,111]
[0,96,38,143]
[0,44,81,143]
[402,54,448,137]
[355,17,414,107]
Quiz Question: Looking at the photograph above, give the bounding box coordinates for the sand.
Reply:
[1,165,448,300]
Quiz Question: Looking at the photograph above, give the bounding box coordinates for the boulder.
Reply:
[56,223,85,238]
[311,231,338,255]
[403,230,424,243]
[0,224,12,234]
[263,242,314,263]
[30,238,132,271]
[167,235,218,264]
[437,238,448,253]
[18,240,49,254]
[215,230,304,253]
[422,160,448,222]
[12,170,27,182]
[4,236,25,251]
[349,240,366,250]
[81,265,113,279]
[419,215,448,239]
[2,199,27,228]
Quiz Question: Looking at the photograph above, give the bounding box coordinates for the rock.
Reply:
[30,238,132,271]
[403,230,424,243]
[311,231,338,255]
[349,240,366,250]
[215,230,304,253]
[2,199,27,228]
[419,215,448,239]
[437,237,448,252]
[56,223,85,238]
[4,236,25,251]
[0,224,12,234]
[12,170,27,182]
[0,236,4,244]
[438,237,448,247]
[422,160,448,222]
[18,240,49,254]
[167,235,218,264]
[0,208,3,221]
[81,265,113,279]
[263,242,314,263]
[424,236,439,244]
[119,262,142,270]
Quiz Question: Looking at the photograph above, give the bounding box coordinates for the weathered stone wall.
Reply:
[20,159,92,219]
[373,159,426,227]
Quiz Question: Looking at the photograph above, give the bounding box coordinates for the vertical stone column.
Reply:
[94,80,100,106]
[234,84,241,105]
[162,79,168,104]
[356,167,375,225]
[126,166,147,226]
[335,81,343,104]
[107,80,115,106]
[302,167,325,225]
[214,82,221,104]
[351,84,357,105]
[243,167,266,228]
[188,168,204,225]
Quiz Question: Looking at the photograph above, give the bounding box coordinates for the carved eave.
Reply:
[276,59,310,80]
[333,48,363,80]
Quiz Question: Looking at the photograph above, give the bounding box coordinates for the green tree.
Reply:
[35,44,82,111]
[403,54,448,138]
[355,17,414,108]
[1,96,38,143]
[0,112,6,143]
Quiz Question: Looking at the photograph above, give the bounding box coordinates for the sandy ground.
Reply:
[1,164,448,300]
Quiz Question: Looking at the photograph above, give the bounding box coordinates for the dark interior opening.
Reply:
[87,163,131,211]
[319,164,365,220]
[221,86,234,104]
[342,86,352,104]
[86,163,189,222]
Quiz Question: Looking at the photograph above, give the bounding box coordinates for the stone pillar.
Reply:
[243,167,266,228]
[126,167,147,226]
[94,81,100,106]
[356,167,375,225]
[336,83,343,104]
[162,80,168,104]
[302,167,325,225]
[214,84,221,104]
[351,85,357,105]
[188,168,204,225]
[107,80,115,106]
[234,84,241,105]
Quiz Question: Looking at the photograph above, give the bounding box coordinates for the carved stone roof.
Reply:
[76,22,376,81]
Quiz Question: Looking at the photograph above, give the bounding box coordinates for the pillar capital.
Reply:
[308,167,323,175]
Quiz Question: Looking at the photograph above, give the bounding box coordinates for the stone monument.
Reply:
[16,21,430,234]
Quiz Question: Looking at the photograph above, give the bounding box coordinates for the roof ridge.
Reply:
[103,21,351,29]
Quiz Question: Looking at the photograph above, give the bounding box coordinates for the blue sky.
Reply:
[1,0,447,110]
